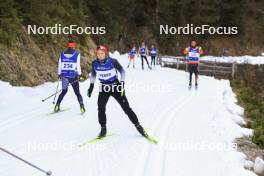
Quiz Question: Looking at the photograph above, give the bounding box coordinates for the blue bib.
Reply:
[130,49,136,56]
[150,48,157,56]
[94,57,117,84]
[188,47,200,62]
[60,51,79,78]
[140,47,146,56]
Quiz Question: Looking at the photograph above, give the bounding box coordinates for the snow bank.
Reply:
[201,55,264,65]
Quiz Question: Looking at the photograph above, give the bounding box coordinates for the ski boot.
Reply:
[135,124,148,137]
[188,82,192,90]
[54,104,60,112]
[98,125,107,138]
[195,76,198,89]
[195,82,198,90]
[80,104,85,113]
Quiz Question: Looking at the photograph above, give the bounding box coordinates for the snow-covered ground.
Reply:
[0,52,256,176]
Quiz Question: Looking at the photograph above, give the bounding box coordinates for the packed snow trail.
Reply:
[0,52,255,176]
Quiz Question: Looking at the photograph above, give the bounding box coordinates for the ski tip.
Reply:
[149,138,158,144]
[78,134,113,147]
[47,112,55,116]
[46,171,52,175]
[152,139,158,144]
[145,135,158,144]
[47,108,70,116]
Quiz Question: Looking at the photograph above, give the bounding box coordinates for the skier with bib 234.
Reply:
[54,37,85,113]
[87,45,151,139]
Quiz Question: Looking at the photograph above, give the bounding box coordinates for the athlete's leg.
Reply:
[111,87,139,125]
[188,64,193,85]
[70,77,84,105]
[151,56,156,66]
[56,77,69,105]
[194,65,199,85]
[144,56,151,68]
[97,91,111,126]
[141,56,144,70]
[127,59,131,68]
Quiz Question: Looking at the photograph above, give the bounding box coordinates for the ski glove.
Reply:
[78,75,85,82]
[87,83,94,98]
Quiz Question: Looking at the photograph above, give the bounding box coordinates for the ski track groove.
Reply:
[133,88,195,176]
[159,89,199,176]
[0,105,51,133]
[0,101,76,133]
[148,90,197,176]
[0,105,44,128]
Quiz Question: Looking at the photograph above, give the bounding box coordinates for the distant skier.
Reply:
[138,42,151,70]
[87,45,149,138]
[184,40,204,87]
[150,44,158,67]
[127,45,136,68]
[54,37,85,113]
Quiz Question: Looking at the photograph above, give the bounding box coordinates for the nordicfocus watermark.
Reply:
[27,141,106,152]
[27,23,106,35]
[158,140,238,152]
[160,24,238,35]
[97,82,173,93]
[26,140,237,152]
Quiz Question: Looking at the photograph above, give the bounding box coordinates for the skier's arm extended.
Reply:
[111,58,126,96]
[137,48,141,56]
[58,55,62,77]
[183,47,189,55]
[87,61,96,97]
[76,53,81,75]
[146,48,149,56]
[199,47,204,55]
[89,61,97,84]
[111,58,125,82]
[183,47,189,61]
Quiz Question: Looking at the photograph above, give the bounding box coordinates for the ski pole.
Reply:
[42,79,78,102]
[185,56,188,81]
[42,89,62,102]
[0,147,52,175]
[52,80,60,104]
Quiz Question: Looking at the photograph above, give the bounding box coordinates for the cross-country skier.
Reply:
[127,45,136,68]
[54,37,85,113]
[150,44,158,67]
[138,42,151,70]
[87,45,149,138]
[183,40,204,88]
